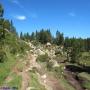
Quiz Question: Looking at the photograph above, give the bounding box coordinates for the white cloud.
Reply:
[68,12,76,17]
[15,15,27,20]
[12,0,19,4]
[9,0,23,8]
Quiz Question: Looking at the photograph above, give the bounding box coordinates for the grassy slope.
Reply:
[0,32,30,86]
[78,72,90,89]
[0,51,17,85]
[7,72,22,90]
[79,52,90,66]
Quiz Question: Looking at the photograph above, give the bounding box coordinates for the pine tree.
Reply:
[70,45,80,63]
[86,38,90,51]
[0,4,5,41]
[20,32,23,39]
[30,32,35,41]
[0,4,4,17]
[56,30,64,45]
[10,20,18,36]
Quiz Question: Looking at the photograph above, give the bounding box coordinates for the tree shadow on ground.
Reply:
[66,65,90,74]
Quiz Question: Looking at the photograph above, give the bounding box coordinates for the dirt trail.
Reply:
[3,52,65,90]
[29,54,65,90]
[46,75,65,90]
[21,54,32,90]
[21,71,29,90]
[37,72,65,90]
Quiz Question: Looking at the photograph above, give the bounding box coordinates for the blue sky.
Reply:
[0,0,90,38]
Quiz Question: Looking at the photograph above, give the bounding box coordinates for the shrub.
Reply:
[46,61,53,71]
[55,48,62,55]
[36,53,49,62]
[10,47,17,54]
[0,49,7,63]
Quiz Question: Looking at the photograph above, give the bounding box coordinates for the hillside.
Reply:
[0,3,90,90]
[1,41,90,90]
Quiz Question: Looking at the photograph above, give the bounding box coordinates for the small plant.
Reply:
[36,53,49,62]
[46,61,53,71]
[10,47,17,54]
[0,49,7,63]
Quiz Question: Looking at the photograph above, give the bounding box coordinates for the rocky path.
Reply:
[29,54,65,90]
[4,52,84,90]
[2,41,86,90]
[37,72,65,90]
[3,52,65,90]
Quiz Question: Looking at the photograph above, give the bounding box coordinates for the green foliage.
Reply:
[30,32,35,40]
[36,54,49,62]
[46,61,53,71]
[78,72,90,90]
[53,66,64,78]
[0,49,6,63]
[78,52,90,66]
[29,72,46,90]
[55,54,66,63]
[78,72,90,81]
[0,4,4,17]
[3,20,10,30]
[7,73,22,90]
[0,51,17,85]
[70,47,80,63]
[0,4,30,63]
[55,47,63,55]
[85,38,90,51]
[55,30,64,45]
[36,29,52,44]
[10,20,17,36]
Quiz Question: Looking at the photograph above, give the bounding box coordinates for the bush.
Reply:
[55,48,63,55]
[10,47,17,54]
[0,49,7,63]
[19,41,30,53]
[46,61,53,71]
[36,53,49,62]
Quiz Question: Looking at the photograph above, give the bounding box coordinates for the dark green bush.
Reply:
[0,50,7,63]
[36,53,49,62]
[10,47,17,54]
[46,61,53,71]
[55,49,62,55]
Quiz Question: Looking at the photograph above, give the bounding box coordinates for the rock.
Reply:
[30,50,33,53]
[36,49,45,55]
[26,51,29,53]
[41,74,47,79]
[44,80,46,83]
[16,54,19,57]
[63,66,66,70]
[46,42,51,47]
[26,87,36,90]
[25,67,32,72]
[53,61,59,67]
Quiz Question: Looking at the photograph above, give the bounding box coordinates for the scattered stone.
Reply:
[26,51,29,54]
[16,54,19,57]
[26,87,36,90]
[25,67,32,72]
[63,66,66,70]
[41,74,47,79]
[44,80,46,83]
[53,61,59,67]
[46,42,51,47]
[36,49,45,55]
